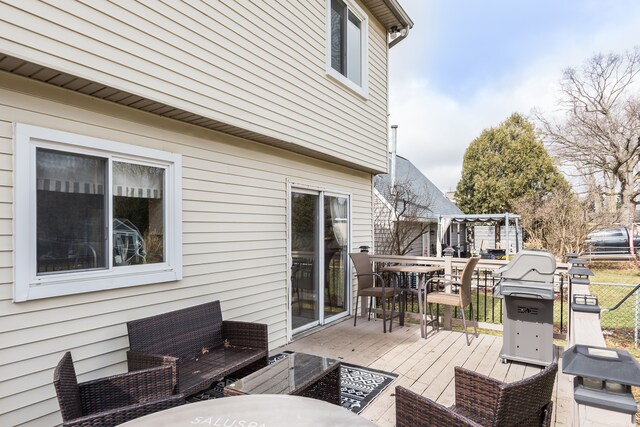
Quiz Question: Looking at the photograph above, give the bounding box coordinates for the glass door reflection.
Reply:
[324,195,349,319]
[291,192,319,331]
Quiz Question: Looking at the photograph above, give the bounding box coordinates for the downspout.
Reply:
[437,215,442,257]
[390,125,398,191]
[371,174,376,254]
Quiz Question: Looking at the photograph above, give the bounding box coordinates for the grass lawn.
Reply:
[590,261,640,284]
[588,263,640,329]
[588,262,640,352]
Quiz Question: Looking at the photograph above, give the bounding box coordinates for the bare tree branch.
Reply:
[537,47,640,225]
[375,179,436,256]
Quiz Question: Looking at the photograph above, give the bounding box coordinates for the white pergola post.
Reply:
[505,212,510,259]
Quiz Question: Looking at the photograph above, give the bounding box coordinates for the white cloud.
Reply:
[389,72,558,192]
[389,4,640,193]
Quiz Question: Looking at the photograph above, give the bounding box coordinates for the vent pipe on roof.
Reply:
[390,125,398,192]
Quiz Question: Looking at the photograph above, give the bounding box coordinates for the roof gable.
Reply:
[375,155,463,219]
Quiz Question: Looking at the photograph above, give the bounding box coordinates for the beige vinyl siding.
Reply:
[0,74,374,426]
[0,0,389,173]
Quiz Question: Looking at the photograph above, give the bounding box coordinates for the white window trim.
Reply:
[13,123,183,302]
[325,0,369,98]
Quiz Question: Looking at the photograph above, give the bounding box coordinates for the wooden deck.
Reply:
[276,318,573,426]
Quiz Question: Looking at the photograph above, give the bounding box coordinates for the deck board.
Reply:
[439,334,497,406]
[276,318,570,426]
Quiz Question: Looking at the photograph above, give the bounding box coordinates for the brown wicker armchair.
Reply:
[396,361,558,427]
[349,252,399,333]
[54,351,184,427]
[421,255,481,344]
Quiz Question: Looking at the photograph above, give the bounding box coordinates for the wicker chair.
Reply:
[349,252,399,333]
[53,351,184,427]
[396,361,558,427]
[421,255,481,344]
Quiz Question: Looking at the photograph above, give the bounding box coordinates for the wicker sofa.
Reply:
[126,300,268,396]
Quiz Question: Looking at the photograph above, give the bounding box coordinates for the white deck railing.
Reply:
[569,275,636,426]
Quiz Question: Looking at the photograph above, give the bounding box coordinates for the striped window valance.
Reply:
[36,150,164,199]
[37,149,106,195]
[37,179,105,195]
[113,185,163,199]
[112,161,164,199]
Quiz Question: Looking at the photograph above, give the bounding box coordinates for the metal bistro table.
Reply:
[381,264,444,333]
[224,352,341,405]
[119,394,376,427]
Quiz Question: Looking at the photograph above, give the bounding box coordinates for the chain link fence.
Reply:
[588,282,640,349]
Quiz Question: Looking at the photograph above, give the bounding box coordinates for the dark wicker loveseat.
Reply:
[54,351,184,427]
[396,361,558,427]
[126,300,269,396]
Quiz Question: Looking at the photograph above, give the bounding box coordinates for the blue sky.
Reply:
[389,0,640,192]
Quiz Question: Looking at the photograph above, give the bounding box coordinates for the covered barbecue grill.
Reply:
[493,250,556,366]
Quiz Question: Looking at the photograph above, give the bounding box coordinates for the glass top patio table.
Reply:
[224,352,340,402]
[381,265,444,275]
[381,265,444,330]
[119,394,376,427]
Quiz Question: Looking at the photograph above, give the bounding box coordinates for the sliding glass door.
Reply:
[291,192,320,330]
[290,189,350,335]
[323,195,349,319]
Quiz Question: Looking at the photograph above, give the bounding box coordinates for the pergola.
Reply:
[436,213,521,258]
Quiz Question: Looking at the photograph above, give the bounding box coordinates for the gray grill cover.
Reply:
[497,250,557,366]
[494,250,556,282]
[494,250,556,300]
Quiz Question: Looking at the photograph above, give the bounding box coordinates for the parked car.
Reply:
[584,225,640,257]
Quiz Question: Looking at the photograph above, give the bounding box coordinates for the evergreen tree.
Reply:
[455,113,569,213]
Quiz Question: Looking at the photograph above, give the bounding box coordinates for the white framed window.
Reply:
[326,0,368,97]
[13,123,182,301]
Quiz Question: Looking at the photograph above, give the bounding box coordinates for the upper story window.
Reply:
[327,0,368,97]
[14,124,182,301]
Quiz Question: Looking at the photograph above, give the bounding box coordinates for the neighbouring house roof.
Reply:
[375,155,463,221]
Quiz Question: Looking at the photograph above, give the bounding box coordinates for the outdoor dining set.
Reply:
[350,251,481,344]
[52,253,558,426]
